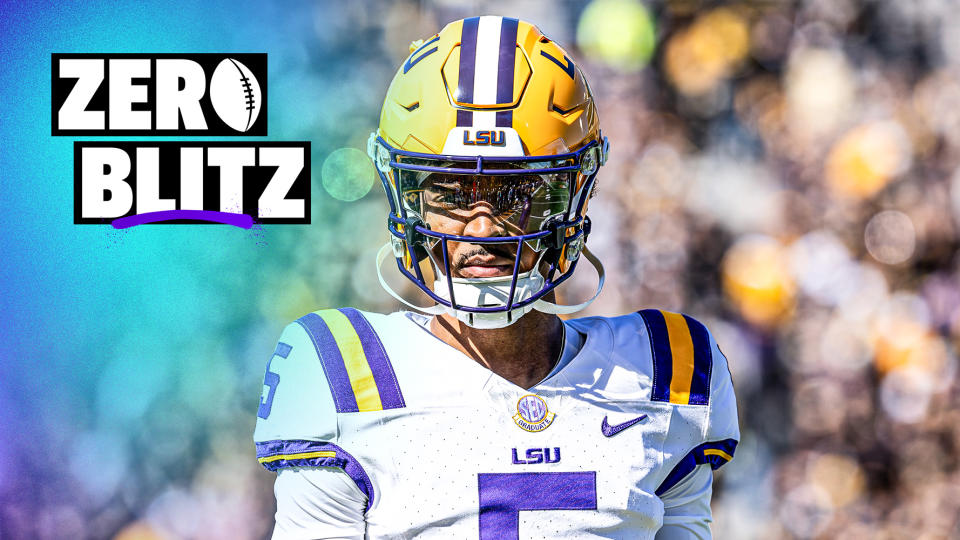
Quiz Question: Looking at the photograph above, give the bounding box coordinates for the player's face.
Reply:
[421,174,548,279]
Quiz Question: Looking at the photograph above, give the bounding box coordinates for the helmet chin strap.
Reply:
[376,243,446,316]
[375,243,605,328]
[532,246,605,315]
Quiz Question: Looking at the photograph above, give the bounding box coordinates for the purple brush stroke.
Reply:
[111,210,254,229]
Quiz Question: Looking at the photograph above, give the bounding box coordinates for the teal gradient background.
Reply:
[1,1,399,537]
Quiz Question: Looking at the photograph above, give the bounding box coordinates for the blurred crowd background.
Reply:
[2,0,959,538]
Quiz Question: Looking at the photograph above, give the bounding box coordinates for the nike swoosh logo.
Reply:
[601,414,648,437]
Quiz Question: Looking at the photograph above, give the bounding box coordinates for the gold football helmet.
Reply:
[369,16,609,328]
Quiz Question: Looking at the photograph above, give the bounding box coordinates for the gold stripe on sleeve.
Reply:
[258,450,337,464]
[319,310,384,412]
[703,448,733,461]
[662,310,695,405]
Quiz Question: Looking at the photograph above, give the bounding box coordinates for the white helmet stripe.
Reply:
[473,16,503,106]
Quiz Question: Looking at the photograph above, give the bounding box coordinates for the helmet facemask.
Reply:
[370,134,606,329]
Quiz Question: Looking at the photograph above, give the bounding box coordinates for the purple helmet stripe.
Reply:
[457,109,473,127]
[495,110,513,127]
[338,308,406,410]
[457,17,479,105]
[455,17,479,127]
[296,312,360,413]
[256,439,376,511]
[496,18,518,106]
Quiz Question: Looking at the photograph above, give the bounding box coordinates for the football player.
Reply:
[255,16,739,540]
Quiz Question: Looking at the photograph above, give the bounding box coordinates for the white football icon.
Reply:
[209,58,262,132]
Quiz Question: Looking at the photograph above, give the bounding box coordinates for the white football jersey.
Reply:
[254,309,739,539]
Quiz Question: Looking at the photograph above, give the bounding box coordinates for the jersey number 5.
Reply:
[258,342,291,419]
[478,472,597,540]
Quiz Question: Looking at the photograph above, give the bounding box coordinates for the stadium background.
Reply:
[2,0,959,537]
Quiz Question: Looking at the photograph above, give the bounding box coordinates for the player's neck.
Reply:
[430,310,564,390]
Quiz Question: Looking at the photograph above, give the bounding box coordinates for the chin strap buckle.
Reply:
[404,216,426,243]
[544,216,591,249]
[540,217,568,251]
[565,217,591,262]
[403,216,430,262]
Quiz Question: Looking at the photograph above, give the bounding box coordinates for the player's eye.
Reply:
[427,187,461,208]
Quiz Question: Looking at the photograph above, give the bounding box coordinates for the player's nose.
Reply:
[462,204,504,238]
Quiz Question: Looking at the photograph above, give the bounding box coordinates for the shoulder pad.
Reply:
[637,309,713,406]
[254,308,404,489]
[294,308,406,413]
[253,308,406,442]
[639,310,741,496]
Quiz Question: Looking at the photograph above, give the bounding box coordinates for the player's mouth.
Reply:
[456,251,516,279]
[460,263,514,278]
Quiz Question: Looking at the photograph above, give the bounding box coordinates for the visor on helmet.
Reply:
[398,170,573,240]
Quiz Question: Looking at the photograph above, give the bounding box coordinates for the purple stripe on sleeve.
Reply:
[683,314,713,406]
[496,18,519,105]
[338,308,406,410]
[256,439,375,511]
[457,16,479,105]
[638,310,673,402]
[655,451,697,497]
[296,313,359,413]
[699,438,738,469]
[655,438,738,496]
[457,109,474,127]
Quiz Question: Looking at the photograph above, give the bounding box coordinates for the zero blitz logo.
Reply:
[52,53,268,136]
[53,53,311,226]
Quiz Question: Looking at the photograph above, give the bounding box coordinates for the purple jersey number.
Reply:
[478,472,597,540]
[257,342,291,419]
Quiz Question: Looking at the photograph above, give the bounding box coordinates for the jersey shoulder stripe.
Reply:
[654,438,738,496]
[637,309,713,406]
[256,439,375,510]
[295,308,405,413]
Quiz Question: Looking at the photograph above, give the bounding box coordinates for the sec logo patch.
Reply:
[513,394,555,432]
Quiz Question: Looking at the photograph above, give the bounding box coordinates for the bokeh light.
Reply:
[864,210,916,265]
[950,166,960,225]
[576,0,656,71]
[664,7,750,96]
[784,47,855,142]
[807,453,866,508]
[722,235,795,328]
[321,147,376,202]
[880,367,935,424]
[826,122,912,199]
